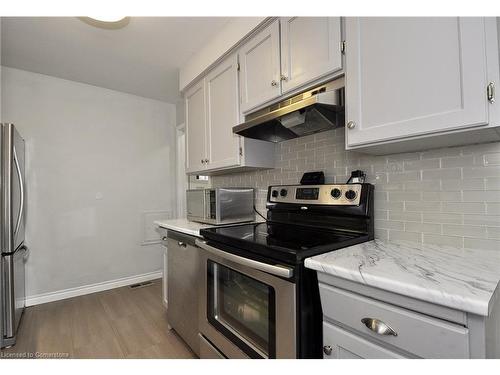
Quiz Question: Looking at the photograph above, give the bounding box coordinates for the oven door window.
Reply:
[207,260,276,359]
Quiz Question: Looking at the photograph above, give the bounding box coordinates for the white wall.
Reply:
[1,67,177,298]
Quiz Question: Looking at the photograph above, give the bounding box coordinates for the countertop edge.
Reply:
[304,241,499,317]
[154,220,206,237]
[154,219,266,238]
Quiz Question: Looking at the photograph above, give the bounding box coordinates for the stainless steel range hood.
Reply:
[233,77,345,143]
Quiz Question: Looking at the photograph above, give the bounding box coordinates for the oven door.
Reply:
[196,239,296,359]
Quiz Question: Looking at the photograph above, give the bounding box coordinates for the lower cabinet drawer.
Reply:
[319,283,470,358]
[323,321,407,359]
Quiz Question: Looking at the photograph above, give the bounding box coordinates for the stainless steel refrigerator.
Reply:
[0,123,27,349]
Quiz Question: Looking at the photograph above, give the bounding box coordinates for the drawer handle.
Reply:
[361,318,398,337]
[178,241,187,248]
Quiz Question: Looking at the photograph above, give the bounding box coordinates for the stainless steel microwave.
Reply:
[186,188,255,225]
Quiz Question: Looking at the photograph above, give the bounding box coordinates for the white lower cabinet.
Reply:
[345,17,500,153]
[185,53,274,175]
[319,283,469,358]
[323,322,406,359]
[316,273,500,359]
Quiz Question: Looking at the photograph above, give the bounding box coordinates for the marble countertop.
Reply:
[154,218,214,237]
[305,239,500,316]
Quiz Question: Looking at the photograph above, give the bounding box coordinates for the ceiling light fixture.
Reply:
[79,16,130,30]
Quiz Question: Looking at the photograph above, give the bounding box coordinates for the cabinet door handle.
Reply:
[161,236,167,241]
[271,80,278,87]
[323,345,333,356]
[178,241,187,248]
[361,318,398,336]
[201,159,205,164]
[487,82,495,103]
[347,121,356,129]
[205,159,209,164]
[280,74,288,82]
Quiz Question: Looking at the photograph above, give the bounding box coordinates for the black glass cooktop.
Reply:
[200,221,369,265]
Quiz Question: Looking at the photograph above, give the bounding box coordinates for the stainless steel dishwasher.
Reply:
[166,230,200,356]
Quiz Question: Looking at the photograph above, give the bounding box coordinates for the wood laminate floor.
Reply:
[0,279,196,359]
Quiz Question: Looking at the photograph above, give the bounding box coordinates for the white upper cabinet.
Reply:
[239,20,281,114]
[280,17,342,94]
[185,79,206,173]
[184,54,275,175]
[239,18,343,114]
[205,54,241,170]
[345,17,492,148]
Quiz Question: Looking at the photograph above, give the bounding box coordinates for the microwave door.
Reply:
[187,190,206,220]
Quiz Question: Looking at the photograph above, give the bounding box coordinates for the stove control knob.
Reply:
[271,190,279,198]
[330,188,342,199]
[345,189,357,201]
[280,189,288,197]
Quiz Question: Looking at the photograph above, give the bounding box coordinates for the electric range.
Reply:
[197,183,374,359]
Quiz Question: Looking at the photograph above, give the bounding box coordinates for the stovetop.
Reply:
[200,221,370,266]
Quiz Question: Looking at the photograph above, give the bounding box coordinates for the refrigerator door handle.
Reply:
[13,146,24,240]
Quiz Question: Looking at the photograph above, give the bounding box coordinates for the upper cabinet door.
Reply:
[345,17,490,148]
[185,79,207,173]
[205,54,241,170]
[280,17,343,94]
[239,20,281,113]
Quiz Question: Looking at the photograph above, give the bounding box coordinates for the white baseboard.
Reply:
[25,270,163,307]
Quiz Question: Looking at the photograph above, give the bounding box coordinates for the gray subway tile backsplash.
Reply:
[464,214,500,227]
[211,129,500,250]
[487,227,500,239]
[463,166,500,178]
[423,234,464,248]
[422,212,463,224]
[405,222,442,235]
[442,202,486,214]
[442,224,488,238]
[464,238,500,251]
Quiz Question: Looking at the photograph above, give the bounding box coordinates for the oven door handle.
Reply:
[195,239,294,279]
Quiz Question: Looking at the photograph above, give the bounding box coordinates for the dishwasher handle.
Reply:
[195,239,294,279]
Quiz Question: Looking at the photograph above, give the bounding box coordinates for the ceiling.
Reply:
[1,17,231,103]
